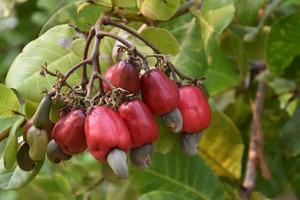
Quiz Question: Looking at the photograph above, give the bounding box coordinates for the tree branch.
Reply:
[102,16,196,81]
[241,81,271,200]
[81,27,95,90]
[96,31,148,66]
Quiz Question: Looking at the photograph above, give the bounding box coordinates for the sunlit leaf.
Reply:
[140,0,180,21]
[40,1,106,34]
[200,111,244,180]
[198,0,235,64]
[6,25,82,102]
[0,84,20,113]
[140,27,180,55]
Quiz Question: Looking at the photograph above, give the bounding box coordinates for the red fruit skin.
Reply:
[179,86,211,133]
[119,100,159,148]
[103,61,140,93]
[103,67,114,91]
[85,106,131,162]
[52,109,87,155]
[141,69,179,115]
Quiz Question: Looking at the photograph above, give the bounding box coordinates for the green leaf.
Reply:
[224,95,251,129]
[266,13,300,75]
[3,116,24,169]
[139,191,186,200]
[268,78,297,95]
[0,116,21,133]
[173,18,208,78]
[280,103,300,158]
[40,1,105,34]
[234,0,264,25]
[140,27,180,55]
[198,0,235,64]
[0,84,20,113]
[140,0,180,21]
[6,25,82,102]
[203,49,240,96]
[223,182,271,200]
[155,118,179,154]
[0,158,44,190]
[111,0,137,8]
[130,148,224,200]
[200,111,244,180]
[53,173,76,200]
[255,110,288,197]
[285,156,300,199]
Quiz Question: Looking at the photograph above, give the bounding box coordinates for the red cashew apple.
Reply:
[141,69,179,115]
[52,109,87,155]
[103,61,140,93]
[119,100,159,148]
[85,106,131,178]
[119,100,159,168]
[85,106,131,162]
[179,85,211,133]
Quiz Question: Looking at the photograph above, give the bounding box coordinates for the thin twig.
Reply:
[81,27,95,90]
[88,18,104,97]
[0,130,9,141]
[95,73,115,90]
[63,59,91,82]
[102,16,161,54]
[171,0,200,19]
[102,16,196,80]
[96,31,147,62]
[241,81,271,200]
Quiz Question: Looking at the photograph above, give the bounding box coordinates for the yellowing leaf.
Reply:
[200,111,244,180]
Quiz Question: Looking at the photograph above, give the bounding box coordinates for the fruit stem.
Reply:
[95,73,115,90]
[81,27,95,91]
[96,31,149,70]
[63,59,92,84]
[102,16,196,80]
[0,129,9,141]
[102,16,161,53]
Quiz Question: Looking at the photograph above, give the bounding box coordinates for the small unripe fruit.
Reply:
[180,132,202,156]
[33,94,52,129]
[23,118,54,143]
[130,143,154,168]
[161,108,183,133]
[17,142,35,171]
[26,126,48,161]
[47,140,72,164]
[107,149,128,179]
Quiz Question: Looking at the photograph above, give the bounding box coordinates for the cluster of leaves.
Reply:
[0,0,300,199]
